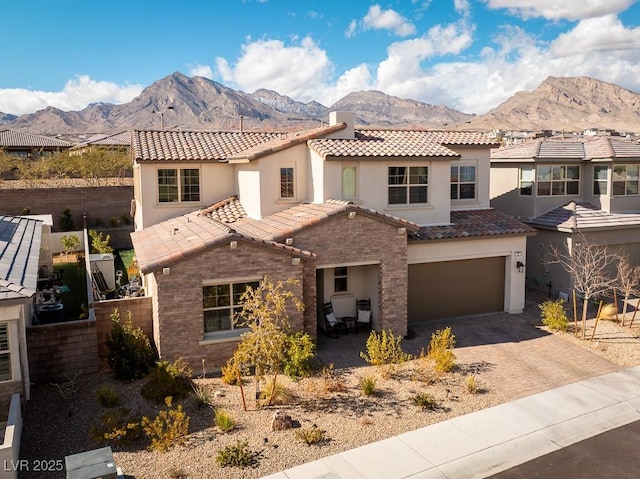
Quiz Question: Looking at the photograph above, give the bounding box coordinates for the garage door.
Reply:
[408,256,505,322]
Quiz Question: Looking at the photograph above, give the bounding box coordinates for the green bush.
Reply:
[214,409,236,433]
[360,329,412,366]
[141,396,190,453]
[411,392,439,410]
[295,426,327,445]
[141,358,193,403]
[89,229,113,254]
[215,440,257,468]
[539,299,569,332]
[60,207,74,231]
[106,309,157,380]
[96,383,120,408]
[283,331,316,378]
[89,407,142,444]
[359,375,377,396]
[428,327,456,373]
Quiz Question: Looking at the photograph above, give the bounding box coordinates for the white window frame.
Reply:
[157,167,201,203]
[536,164,580,196]
[612,164,640,196]
[520,165,533,196]
[388,166,429,205]
[0,322,12,382]
[279,164,296,200]
[334,267,349,293]
[450,163,477,200]
[593,165,609,196]
[202,279,260,338]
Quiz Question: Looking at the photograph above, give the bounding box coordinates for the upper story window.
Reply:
[202,280,259,336]
[450,165,476,200]
[520,165,533,196]
[612,164,639,196]
[342,166,357,201]
[593,165,608,196]
[158,168,200,203]
[0,323,11,382]
[280,167,295,199]
[388,166,428,205]
[536,165,580,196]
[334,267,348,293]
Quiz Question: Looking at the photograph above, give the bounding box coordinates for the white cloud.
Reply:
[345,19,357,38]
[485,0,636,21]
[189,64,214,79]
[551,15,640,56]
[362,5,416,36]
[0,75,143,116]
[454,0,471,17]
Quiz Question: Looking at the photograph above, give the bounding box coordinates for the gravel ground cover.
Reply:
[18,307,640,479]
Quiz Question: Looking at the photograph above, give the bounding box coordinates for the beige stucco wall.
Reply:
[407,235,529,314]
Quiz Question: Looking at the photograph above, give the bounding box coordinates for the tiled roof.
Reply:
[0,215,43,300]
[198,196,246,223]
[492,137,640,162]
[0,129,74,148]
[309,130,466,160]
[527,202,640,231]
[228,123,346,162]
[72,131,132,148]
[409,209,537,241]
[131,130,283,162]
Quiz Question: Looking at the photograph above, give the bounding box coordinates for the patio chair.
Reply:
[356,298,372,332]
[322,302,348,338]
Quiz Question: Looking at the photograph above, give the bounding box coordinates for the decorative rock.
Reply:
[271,411,293,431]
[213,390,225,398]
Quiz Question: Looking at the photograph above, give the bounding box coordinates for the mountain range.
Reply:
[1,72,639,135]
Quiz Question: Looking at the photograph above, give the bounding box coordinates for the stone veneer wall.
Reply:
[291,213,409,336]
[152,240,305,371]
[0,185,133,233]
[26,319,99,383]
[92,296,154,357]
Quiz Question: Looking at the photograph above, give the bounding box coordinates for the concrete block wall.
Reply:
[92,296,154,357]
[26,320,99,383]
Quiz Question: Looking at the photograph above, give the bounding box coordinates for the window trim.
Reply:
[520,165,533,196]
[450,163,477,201]
[0,322,12,383]
[612,164,640,197]
[202,279,260,338]
[388,166,429,206]
[593,165,609,196]
[157,167,201,204]
[279,164,296,200]
[334,267,348,293]
[342,166,358,201]
[536,164,580,197]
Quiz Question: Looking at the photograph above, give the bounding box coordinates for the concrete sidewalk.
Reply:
[260,366,640,479]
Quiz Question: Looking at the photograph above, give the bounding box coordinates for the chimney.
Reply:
[329,111,355,139]
[239,115,244,133]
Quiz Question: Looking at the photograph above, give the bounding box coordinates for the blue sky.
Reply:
[2,0,640,116]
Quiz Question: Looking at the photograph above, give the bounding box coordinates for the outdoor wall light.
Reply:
[230,241,237,249]
[348,211,357,219]
[285,237,294,246]
[162,267,170,275]
[516,261,525,273]
[397,227,406,235]
[291,257,301,266]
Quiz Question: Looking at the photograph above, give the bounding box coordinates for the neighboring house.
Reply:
[69,131,131,156]
[0,130,73,159]
[490,136,640,297]
[130,112,535,370]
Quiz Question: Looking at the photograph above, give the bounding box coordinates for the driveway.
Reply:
[317,291,620,401]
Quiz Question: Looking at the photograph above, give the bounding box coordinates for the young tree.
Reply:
[60,234,81,260]
[549,234,619,339]
[89,229,113,254]
[232,277,304,407]
[614,254,640,327]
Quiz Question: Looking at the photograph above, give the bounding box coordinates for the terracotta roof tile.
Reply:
[527,201,640,231]
[131,130,283,162]
[197,196,246,223]
[410,209,536,241]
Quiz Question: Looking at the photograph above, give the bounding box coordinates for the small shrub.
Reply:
[89,407,142,444]
[410,351,439,384]
[284,331,316,378]
[120,214,132,226]
[599,303,618,321]
[221,356,240,385]
[22,206,31,214]
[89,229,113,254]
[259,377,296,406]
[428,327,456,373]
[141,358,193,403]
[465,372,478,394]
[192,382,213,409]
[141,396,190,453]
[539,300,569,331]
[359,375,377,396]
[60,207,74,231]
[411,392,439,410]
[320,363,347,393]
[106,309,157,380]
[96,383,120,408]
[215,440,256,468]
[214,409,236,433]
[295,426,327,445]
[360,329,412,366]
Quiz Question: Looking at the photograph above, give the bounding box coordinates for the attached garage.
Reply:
[408,256,505,322]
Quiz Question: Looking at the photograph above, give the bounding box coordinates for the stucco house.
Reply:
[490,136,640,297]
[130,112,535,370]
[0,130,73,159]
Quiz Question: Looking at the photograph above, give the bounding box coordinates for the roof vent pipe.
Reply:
[239,115,244,134]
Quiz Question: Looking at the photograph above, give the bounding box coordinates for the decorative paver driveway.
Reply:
[317,293,620,401]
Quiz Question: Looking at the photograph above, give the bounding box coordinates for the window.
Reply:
[280,167,295,199]
[593,165,608,195]
[520,166,533,196]
[536,165,580,196]
[612,164,639,196]
[334,267,348,293]
[342,166,357,200]
[0,323,11,382]
[202,281,259,335]
[450,165,476,200]
[388,166,428,205]
[158,168,200,203]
